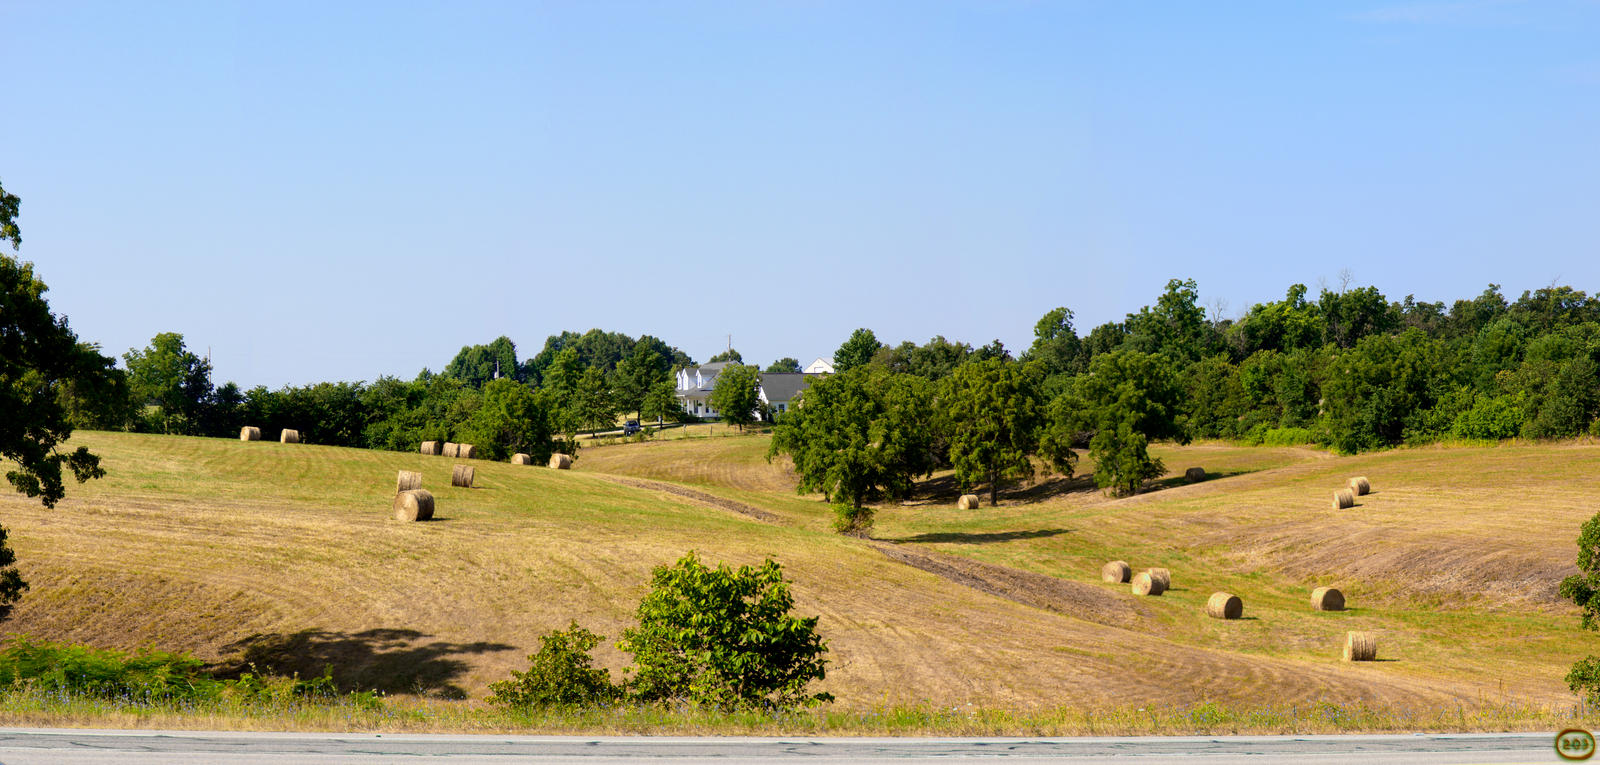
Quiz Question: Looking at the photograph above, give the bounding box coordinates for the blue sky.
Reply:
[4,1,1597,387]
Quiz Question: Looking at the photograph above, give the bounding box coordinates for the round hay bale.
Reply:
[451,464,475,488]
[396,470,422,493]
[239,426,261,442]
[1147,567,1172,590]
[957,494,981,510]
[1332,489,1354,510]
[393,489,434,522]
[458,443,477,460]
[1185,467,1206,483]
[1101,560,1132,583]
[279,429,300,444]
[1206,592,1243,620]
[1311,586,1345,611]
[420,441,441,456]
[549,453,573,470]
[511,453,533,465]
[1343,631,1377,662]
[1348,476,1371,496]
[442,442,459,458]
[1132,572,1166,596]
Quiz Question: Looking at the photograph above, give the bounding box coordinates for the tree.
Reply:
[708,348,743,363]
[457,378,557,461]
[640,378,682,425]
[1027,307,1085,380]
[764,357,802,374]
[618,551,830,709]
[571,366,617,432]
[1126,278,1213,363]
[1560,514,1600,703]
[940,359,1065,505]
[708,364,759,431]
[768,368,938,526]
[1070,350,1186,495]
[613,347,667,420]
[443,336,521,387]
[122,333,213,434]
[833,328,882,373]
[1,190,113,619]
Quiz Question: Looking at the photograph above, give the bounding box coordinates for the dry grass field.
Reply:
[1,430,1595,719]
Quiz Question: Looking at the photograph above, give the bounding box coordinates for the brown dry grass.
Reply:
[0,432,1590,716]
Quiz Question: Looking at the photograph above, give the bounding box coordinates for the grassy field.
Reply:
[1,430,1596,731]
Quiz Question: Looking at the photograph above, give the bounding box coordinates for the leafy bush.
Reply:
[1560,513,1600,704]
[831,503,874,536]
[1568,657,1600,706]
[619,552,831,710]
[1451,393,1527,440]
[1259,427,1315,446]
[487,621,618,709]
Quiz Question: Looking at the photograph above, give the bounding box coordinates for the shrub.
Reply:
[831,503,874,536]
[1568,657,1600,706]
[1259,426,1314,446]
[1452,393,1527,440]
[487,621,618,709]
[619,552,831,710]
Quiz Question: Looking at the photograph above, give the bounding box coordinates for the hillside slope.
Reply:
[0,431,1587,709]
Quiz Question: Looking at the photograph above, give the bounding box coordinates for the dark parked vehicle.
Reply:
[622,419,641,435]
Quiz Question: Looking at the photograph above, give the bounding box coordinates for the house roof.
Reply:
[758,373,818,403]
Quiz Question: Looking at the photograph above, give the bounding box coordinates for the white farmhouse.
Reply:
[674,360,830,420]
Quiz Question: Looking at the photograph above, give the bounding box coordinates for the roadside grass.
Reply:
[0,690,1591,736]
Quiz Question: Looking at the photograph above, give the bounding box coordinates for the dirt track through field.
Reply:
[587,474,784,524]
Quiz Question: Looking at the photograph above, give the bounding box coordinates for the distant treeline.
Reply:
[61,280,1600,470]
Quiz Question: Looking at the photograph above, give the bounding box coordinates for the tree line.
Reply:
[770,278,1600,531]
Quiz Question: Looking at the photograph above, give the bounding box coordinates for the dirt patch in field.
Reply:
[871,543,1157,632]
[589,475,783,524]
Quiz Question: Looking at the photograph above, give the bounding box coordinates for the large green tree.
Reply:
[768,368,938,519]
[940,359,1067,505]
[708,364,760,430]
[833,328,882,373]
[1070,349,1186,495]
[123,333,214,434]
[457,378,557,461]
[0,185,113,618]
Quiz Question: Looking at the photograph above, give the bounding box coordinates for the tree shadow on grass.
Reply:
[214,628,515,699]
[879,528,1072,545]
[1141,469,1255,493]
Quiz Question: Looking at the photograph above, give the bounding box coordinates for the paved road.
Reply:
[0,728,1565,764]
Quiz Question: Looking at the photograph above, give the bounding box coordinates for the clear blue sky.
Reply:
[4,1,1597,388]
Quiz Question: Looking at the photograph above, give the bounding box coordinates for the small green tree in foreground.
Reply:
[487,621,619,708]
[1560,513,1600,704]
[619,551,831,709]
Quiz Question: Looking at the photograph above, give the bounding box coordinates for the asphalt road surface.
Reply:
[0,729,1567,764]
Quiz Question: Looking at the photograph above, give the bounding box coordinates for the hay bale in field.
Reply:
[240,426,261,441]
[420,441,441,456]
[957,494,981,510]
[393,489,434,522]
[451,464,475,488]
[1332,489,1354,510]
[549,453,572,470]
[1311,586,1345,611]
[1132,571,1166,596]
[280,429,300,444]
[1348,476,1371,496]
[1206,592,1243,620]
[1185,467,1206,483]
[1101,560,1132,583]
[458,443,477,459]
[1147,567,1171,590]
[396,470,422,493]
[442,442,459,458]
[1343,631,1377,661]
[511,453,533,465]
